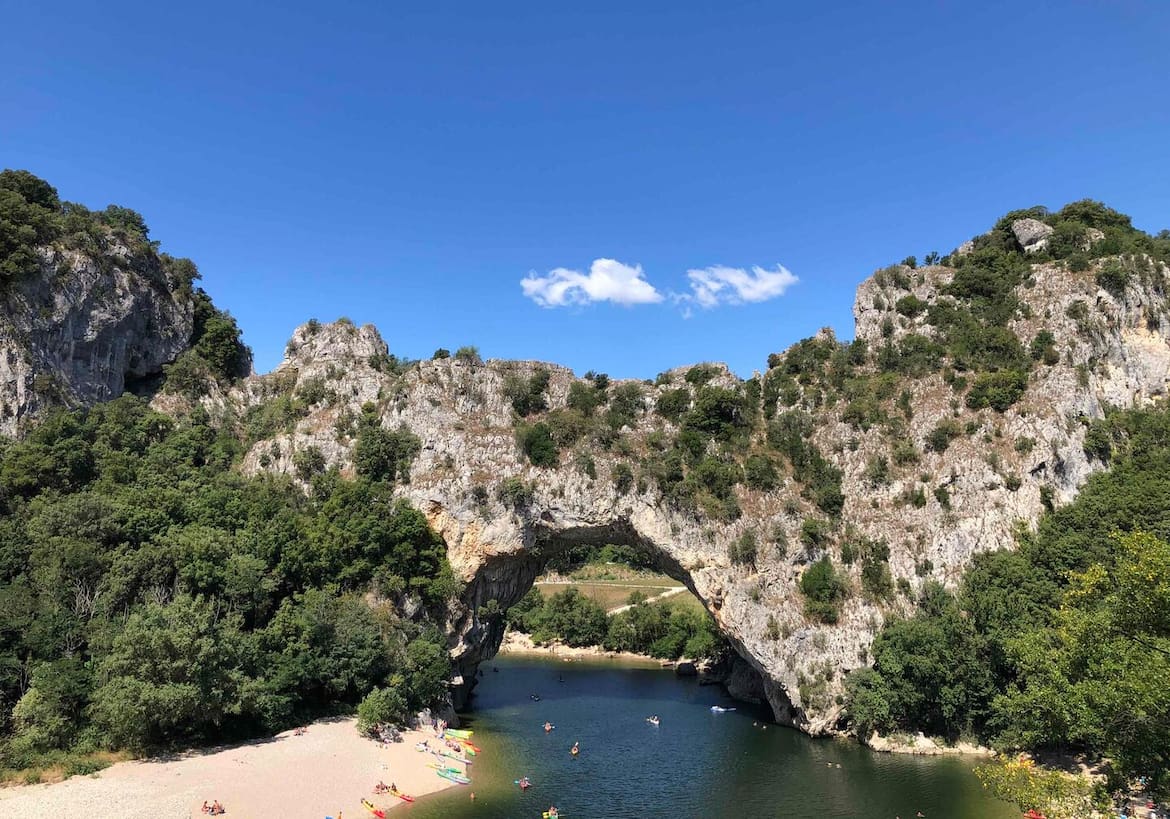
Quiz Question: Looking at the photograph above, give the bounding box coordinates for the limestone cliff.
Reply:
[207,245,1170,734]
[6,182,1166,738]
[0,238,196,435]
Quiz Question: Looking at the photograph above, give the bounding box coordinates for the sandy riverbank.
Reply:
[0,719,463,819]
[865,730,995,757]
[497,630,669,667]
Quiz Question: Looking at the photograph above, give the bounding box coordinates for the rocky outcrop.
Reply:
[0,240,195,435]
[205,247,1170,736]
[1012,217,1055,253]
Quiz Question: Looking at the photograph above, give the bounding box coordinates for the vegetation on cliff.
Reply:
[845,402,1170,797]
[1,168,250,403]
[0,397,456,780]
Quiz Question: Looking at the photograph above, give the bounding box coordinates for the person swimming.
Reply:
[544,721,553,732]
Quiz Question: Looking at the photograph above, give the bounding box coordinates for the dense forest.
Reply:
[845,403,1170,800]
[0,397,457,780]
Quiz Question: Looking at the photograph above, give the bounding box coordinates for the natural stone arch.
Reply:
[424,503,804,729]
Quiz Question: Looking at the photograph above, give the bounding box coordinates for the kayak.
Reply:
[710,706,736,712]
[389,789,415,803]
[434,751,471,766]
[360,798,386,818]
[459,740,482,753]
[445,728,473,739]
[436,769,471,785]
[427,762,463,773]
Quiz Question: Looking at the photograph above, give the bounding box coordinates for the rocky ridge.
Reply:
[183,248,1170,735]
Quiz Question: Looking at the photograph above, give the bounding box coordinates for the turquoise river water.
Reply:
[405,655,1016,819]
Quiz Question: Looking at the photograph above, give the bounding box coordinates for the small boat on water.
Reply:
[646,716,660,726]
[710,705,736,713]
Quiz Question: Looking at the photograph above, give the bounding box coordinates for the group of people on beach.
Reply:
[200,799,225,815]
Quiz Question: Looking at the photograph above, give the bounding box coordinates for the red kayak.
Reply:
[361,798,386,818]
[390,789,415,803]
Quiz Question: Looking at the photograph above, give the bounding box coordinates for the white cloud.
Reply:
[520,258,663,307]
[683,264,798,309]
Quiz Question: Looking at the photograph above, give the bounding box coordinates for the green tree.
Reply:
[994,531,1170,792]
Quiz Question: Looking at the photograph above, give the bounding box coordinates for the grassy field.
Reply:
[534,567,696,613]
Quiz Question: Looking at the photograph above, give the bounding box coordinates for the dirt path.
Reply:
[606,585,688,615]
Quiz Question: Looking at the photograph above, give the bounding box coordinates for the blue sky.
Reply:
[3,2,1168,378]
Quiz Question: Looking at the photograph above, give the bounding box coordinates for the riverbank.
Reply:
[497,630,671,667]
[865,731,995,757]
[0,719,460,819]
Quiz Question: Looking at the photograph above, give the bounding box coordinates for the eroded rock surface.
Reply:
[0,241,195,434]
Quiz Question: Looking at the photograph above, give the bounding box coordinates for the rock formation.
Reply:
[5,188,1167,737]
[195,251,1170,735]
[1011,217,1055,253]
[0,240,196,435]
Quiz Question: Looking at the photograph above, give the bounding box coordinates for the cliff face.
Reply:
[0,239,195,435]
[208,250,1170,734]
[6,187,1165,736]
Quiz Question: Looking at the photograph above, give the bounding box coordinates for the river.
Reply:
[406,656,1016,819]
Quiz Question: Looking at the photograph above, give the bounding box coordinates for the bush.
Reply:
[1096,259,1130,298]
[684,364,720,387]
[354,416,421,483]
[498,477,534,509]
[800,517,831,551]
[504,369,551,416]
[800,557,847,623]
[517,422,558,467]
[357,687,409,734]
[965,370,1027,412]
[454,346,482,364]
[743,453,779,490]
[567,381,601,415]
[655,388,691,422]
[925,419,962,453]
[293,446,326,481]
[611,462,634,494]
[895,294,928,317]
[1028,330,1058,365]
[729,530,758,567]
[863,455,890,488]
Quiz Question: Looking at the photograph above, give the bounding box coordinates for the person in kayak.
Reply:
[570,741,579,756]
[544,721,553,732]
[547,806,559,817]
